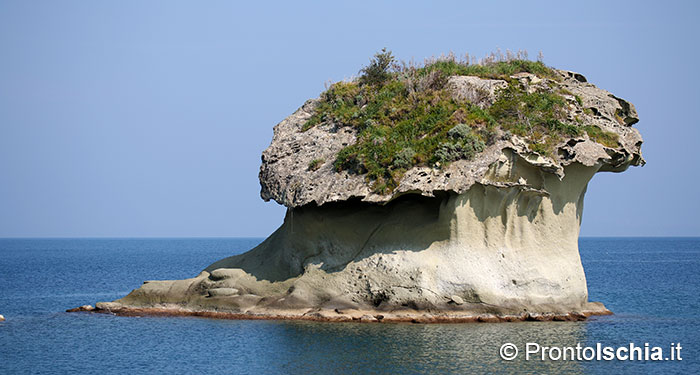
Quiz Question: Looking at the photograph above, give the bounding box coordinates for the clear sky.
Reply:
[1,1,698,237]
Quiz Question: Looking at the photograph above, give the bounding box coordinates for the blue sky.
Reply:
[1,1,698,237]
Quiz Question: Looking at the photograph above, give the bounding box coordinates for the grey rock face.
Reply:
[259,69,644,208]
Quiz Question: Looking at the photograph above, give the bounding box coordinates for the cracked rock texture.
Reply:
[96,69,643,321]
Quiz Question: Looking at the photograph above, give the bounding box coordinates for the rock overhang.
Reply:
[259,68,644,209]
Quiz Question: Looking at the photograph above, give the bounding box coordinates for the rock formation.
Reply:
[75,57,643,322]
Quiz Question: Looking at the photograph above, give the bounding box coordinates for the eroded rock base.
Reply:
[72,162,614,324]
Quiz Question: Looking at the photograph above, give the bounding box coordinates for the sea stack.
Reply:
[88,53,643,322]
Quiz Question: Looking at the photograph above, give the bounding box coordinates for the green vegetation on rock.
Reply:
[303,50,619,193]
[414,58,560,81]
[583,125,619,148]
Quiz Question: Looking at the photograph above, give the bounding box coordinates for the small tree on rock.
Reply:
[359,48,395,86]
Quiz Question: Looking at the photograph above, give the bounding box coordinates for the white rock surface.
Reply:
[96,68,643,321]
[112,156,617,318]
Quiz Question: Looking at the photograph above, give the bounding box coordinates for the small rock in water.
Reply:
[450,295,464,305]
[0,314,5,321]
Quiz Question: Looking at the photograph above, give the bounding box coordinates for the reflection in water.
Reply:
[256,320,588,374]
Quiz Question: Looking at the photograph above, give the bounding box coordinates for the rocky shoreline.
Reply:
[67,302,611,324]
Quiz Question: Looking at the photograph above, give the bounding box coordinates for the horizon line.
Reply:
[0,235,698,240]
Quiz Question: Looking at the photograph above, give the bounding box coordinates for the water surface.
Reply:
[0,238,698,374]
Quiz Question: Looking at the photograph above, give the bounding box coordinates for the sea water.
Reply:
[0,238,698,374]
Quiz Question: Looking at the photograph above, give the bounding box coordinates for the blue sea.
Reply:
[0,238,698,374]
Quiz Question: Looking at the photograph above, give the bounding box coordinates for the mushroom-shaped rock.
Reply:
[85,56,642,322]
